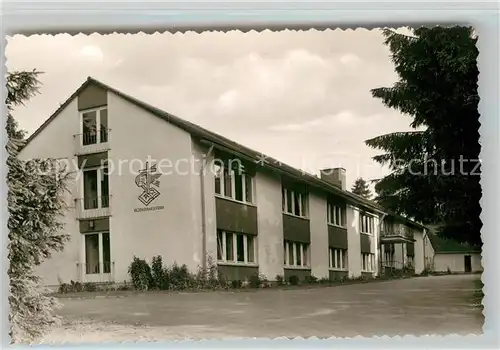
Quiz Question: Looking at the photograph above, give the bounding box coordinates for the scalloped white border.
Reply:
[2,0,498,347]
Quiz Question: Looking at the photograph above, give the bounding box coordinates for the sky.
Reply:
[6,29,416,190]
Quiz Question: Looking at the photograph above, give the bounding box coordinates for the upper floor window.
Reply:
[282,187,308,217]
[327,201,345,227]
[82,166,109,209]
[360,213,375,234]
[81,107,108,146]
[214,161,253,204]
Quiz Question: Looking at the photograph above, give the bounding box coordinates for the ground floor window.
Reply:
[361,253,375,272]
[384,243,395,266]
[329,248,347,269]
[85,232,111,274]
[284,241,309,268]
[217,231,256,264]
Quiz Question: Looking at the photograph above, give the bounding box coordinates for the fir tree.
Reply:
[366,27,481,246]
[7,70,71,342]
[351,177,372,199]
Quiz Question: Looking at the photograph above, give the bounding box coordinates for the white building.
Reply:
[423,230,482,273]
[20,77,430,287]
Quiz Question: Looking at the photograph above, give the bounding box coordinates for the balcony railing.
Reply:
[73,129,111,155]
[380,228,414,239]
[75,195,111,219]
[76,261,115,283]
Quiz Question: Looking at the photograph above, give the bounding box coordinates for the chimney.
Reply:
[320,167,346,191]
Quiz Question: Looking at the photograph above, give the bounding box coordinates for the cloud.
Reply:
[6,29,415,189]
[80,45,104,62]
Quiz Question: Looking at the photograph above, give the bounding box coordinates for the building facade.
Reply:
[20,78,428,287]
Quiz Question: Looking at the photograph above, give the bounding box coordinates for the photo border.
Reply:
[2,0,498,348]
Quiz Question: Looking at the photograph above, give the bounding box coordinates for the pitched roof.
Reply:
[427,230,480,254]
[23,77,426,224]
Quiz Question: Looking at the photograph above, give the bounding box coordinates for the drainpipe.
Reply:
[422,228,428,270]
[378,213,388,272]
[200,145,214,271]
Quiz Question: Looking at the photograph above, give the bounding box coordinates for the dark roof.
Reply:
[23,76,426,224]
[427,231,480,254]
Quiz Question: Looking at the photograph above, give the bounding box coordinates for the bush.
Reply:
[249,274,260,288]
[275,274,285,286]
[231,280,242,289]
[167,263,191,290]
[305,275,318,284]
[319,277,328,284]
[151,255,169,290]
[128,256,153,290]
[288,275,299,286]
[83,282,97,292]
[58,283,70,294]
[71,280,83,292]
[446,267,452,275]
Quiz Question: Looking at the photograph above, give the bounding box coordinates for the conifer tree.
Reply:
[351,177,372,199]
[366,27,481,246]
[7,70,71,342]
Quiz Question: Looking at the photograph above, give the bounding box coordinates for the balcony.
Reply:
[380,227,414,242]
[75,195,111,219]
[73,129,111,156]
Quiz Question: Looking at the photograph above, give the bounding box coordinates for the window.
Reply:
[360,213,375,234]
[284,241,309,268]
[282,188,308,217]
[83,166,109,209]
[327,202,345,227]
[361,253,375,272]
[81,107,108,146]
[329,248,347,270]
[214,162,253,204]
[217,231,256,264]
[85,232,111,274]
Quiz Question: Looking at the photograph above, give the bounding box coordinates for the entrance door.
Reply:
[464,255,472,273]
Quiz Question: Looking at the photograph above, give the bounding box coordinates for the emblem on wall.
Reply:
[135,162,162,206]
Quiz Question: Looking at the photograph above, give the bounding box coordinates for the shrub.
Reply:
[275,274,285,286]
[167,263,191,290]
[231,280,242,289]
[58,283,70,294]
[71,280,83,292]
[83,282,97,292]
[288,275,299,286]
[128,256,153,290]
[151,255,169,290]
[305,275,318,284]
[249,273,266,288]
[319,277,330,284]
[446,267,452,275]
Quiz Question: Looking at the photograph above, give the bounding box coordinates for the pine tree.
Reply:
[7,70,71,343]
[366,27,481,247]
[351,177,372,199]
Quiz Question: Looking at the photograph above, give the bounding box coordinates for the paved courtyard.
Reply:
[42,274,483,343]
